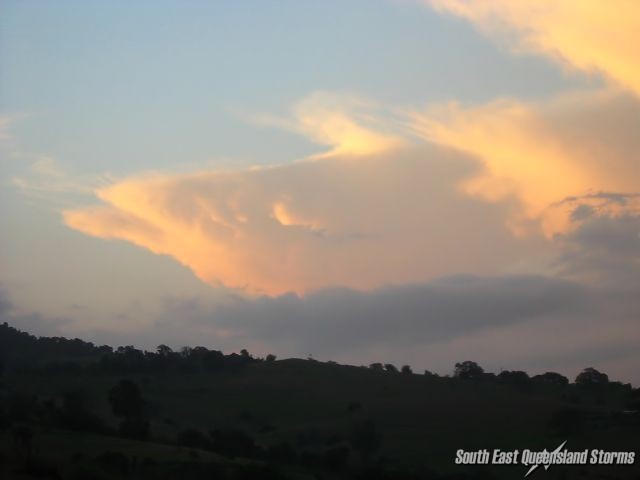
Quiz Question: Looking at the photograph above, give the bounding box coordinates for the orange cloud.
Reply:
[427,0,640,96]
[63,83,640,295]
[65,94,539,296]
[248,92,405,158]
[412,90,640,236]
[64,146,534,296]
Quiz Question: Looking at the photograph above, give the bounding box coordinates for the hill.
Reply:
[0,323,639,479]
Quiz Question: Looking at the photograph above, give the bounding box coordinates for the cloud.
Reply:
[554,209,640,290]
[10,156,117,209]
[426,0,640,96]
[247,92,406,158]
[412,89,640,236]
[208,274,587,354]
[64,143,535,295]
[63,87,640,294]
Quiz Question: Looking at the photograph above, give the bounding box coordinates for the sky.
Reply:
[1,1,639,382]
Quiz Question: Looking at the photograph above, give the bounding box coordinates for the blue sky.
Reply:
[1,0,586,174]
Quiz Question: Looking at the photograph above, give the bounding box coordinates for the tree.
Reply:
[384,363,398,373]
[202,350,225,371]
[369,363,384,371]
[401,365,413,375]
[575,367,609,387]
[497,370,531,389]
[265,354,277,362]
[156,344,173,356]
[454,361,484,379]
[532,371,569,386]
[108,380,145,419]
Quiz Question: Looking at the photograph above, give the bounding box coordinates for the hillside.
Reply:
[0,323,639,479]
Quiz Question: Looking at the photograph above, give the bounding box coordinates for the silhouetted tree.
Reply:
[108,380,145,419]
[454,361,484,379]
[369,363,384,371]
[497,370,531,391]
[575,367,609,387]
[266,354,277,362]
[108,379,148,439]
[156,344,173,356]
[384,364,398,373]
[401,365,413,375]
[202,350,225,372]
[532,371,569,386]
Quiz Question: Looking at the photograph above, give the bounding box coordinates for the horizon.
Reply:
[0,320,631,388]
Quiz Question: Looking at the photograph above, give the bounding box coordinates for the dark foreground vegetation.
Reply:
[0,322,639,480]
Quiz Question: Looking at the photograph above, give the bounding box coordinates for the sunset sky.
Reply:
[1,1,639,382]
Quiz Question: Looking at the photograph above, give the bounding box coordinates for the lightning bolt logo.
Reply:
[524,440,568,477]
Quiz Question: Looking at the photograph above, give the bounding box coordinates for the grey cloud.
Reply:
[209,275,587,355]
[556,211,640,289]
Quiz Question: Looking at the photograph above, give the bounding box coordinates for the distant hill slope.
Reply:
[0,322,110,367]
[1,323,639,479]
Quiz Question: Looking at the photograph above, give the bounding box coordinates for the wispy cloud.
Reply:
[426,0,640,96]
[12,156,117,208]
[246,92,407,158]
